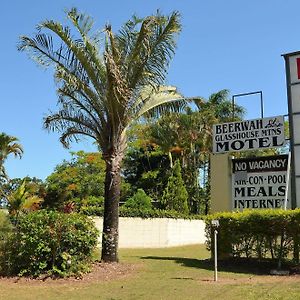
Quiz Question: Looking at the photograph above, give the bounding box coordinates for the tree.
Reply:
[44,151,106,209]
[161,160,189,214]
[0,133,23,182]
[19,8,192,262]
[146,90,245,214]
[123,144,170,203]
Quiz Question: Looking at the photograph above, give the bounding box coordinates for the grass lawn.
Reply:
[1,244,300,300]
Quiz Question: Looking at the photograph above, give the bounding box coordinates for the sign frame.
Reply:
[282,51,300,209]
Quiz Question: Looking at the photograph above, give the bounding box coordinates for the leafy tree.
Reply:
[146,90,245,214]
[161,160,189,214]
[0,133,23,182]
[123,188,153,210]
[123,143,170,202]
[44,151,106,209]
[123,121,171,203]
[2,177,45,196]
[19,8,190,261]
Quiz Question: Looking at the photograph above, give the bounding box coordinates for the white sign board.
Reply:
[232,155,289,210]
[213,116,285,154]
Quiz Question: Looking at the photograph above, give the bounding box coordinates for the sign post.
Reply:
[211,219,219,282]
[214,229,218,282]
[284,152,291,210]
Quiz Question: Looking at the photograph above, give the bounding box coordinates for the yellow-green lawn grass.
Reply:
[1,245,300,300]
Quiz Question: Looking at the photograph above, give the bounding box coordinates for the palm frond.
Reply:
[19,9,183,152]
[67,8,107,88]
[44,107,103,148]
[115,11,181,90]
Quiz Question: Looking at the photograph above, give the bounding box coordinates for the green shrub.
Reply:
[205,209,300,264]
[123,189,152,210]
[83,196,104,207]
[0,210,99,278]
[81,206,104,216]
[0,210,13,275]
[78,196,104,213]
[161,160,189,214]
[0,210,12,240]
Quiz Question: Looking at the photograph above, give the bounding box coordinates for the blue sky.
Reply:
[1,0,299,180]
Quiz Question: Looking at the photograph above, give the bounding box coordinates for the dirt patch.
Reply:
[0,262,141,286]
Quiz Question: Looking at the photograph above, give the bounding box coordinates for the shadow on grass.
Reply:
[141,256,290,275]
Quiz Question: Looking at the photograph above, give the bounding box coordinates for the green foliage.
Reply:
[7,180,43,220]
[123,189,152,210]
[0,133,23,182]
[81,205,202,220]
[0,211,13,275]
[123,90,245,216]
[0,210,98,277]
[44,151,106,209]
[205,209,300,264]
[79,195,104,212]
[161,160,189,214]
[1,177,46,209]
[0,210,12,241]
[123,142,171,202]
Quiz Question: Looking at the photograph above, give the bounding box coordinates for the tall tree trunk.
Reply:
[101,151,123,262]
[205,157,211,215]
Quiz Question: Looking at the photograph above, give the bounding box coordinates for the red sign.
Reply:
[296,57,300,79]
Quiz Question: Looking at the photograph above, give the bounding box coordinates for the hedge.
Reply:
[205,209,300,264]
[81,206,203,220]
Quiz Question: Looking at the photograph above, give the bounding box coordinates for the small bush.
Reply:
[123,189,152,210]
[80,196,104,210]
[0,210,99,278]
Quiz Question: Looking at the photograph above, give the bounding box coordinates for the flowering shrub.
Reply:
[0,210,99,277]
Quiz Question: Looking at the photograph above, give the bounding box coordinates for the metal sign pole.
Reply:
[282,52,298,209]
[211,219,219,282]
[214,229,218,282]
[284,152,291,210]
[232,91,264,120]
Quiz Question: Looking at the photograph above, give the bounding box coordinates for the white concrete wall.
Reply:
[92,217,206,248]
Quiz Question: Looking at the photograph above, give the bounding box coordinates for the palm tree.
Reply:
[7,180,43,223]
[0,133,23,181]
[18,8,192,262]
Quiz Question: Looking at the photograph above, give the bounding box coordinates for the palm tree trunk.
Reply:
[101,152,122,262]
